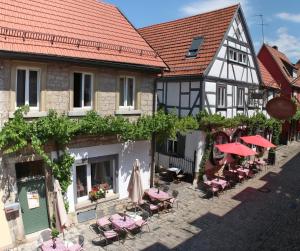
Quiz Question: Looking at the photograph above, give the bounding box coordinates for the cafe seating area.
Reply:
[202,156,269,198]
[86,187,178,248]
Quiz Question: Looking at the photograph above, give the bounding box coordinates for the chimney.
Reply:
[272,45,278,50]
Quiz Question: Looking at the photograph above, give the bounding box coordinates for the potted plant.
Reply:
[88,184,107,202]
[268,148,276,165]
[51,228,59,248]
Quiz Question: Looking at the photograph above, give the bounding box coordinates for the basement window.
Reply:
[186,36,204,58]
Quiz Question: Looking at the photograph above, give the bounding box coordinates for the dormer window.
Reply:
[186,36,204,58]
[293,69,298,79]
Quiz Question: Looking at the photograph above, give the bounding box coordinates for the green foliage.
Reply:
[198,133,213,181]
[0,107,198,193]
[51,228,59,238]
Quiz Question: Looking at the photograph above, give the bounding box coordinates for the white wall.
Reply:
[184,130,206,174]
[64,140,151,213]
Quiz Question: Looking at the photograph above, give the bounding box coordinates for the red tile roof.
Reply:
[264,44,300,87]
[0,0,166,69]
[138,5,239,77]
[257,59,280,89]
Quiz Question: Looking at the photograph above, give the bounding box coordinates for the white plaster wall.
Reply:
[65,141,151,213]
[167,82,180,107]
[181,95,189,108]
[181,82,189,92]
[208,60,223,77]
[205,82,216,92]
[184,130,206,174]
[191,81,200,89]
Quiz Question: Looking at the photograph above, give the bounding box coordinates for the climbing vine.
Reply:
[0,107,198,193]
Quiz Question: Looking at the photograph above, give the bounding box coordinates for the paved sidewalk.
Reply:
[15,142,300,251]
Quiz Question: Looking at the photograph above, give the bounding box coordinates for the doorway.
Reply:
[16,161,49,235]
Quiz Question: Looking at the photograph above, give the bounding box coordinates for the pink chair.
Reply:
[97,216,111,229]
[99,228,120,246]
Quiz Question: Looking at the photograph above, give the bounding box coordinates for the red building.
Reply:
[258,44,300,142]
[258,44,300,99]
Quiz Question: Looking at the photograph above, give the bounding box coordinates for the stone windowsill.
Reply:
[9,111,48,118]
[75,193,119,212]
[115,109,141,115]
[68,109,92,117]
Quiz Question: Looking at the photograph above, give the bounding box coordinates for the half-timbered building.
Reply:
[139,5,263,180]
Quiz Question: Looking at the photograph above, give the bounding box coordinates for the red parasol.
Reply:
[215,142,257,157]
[240,135,276,148]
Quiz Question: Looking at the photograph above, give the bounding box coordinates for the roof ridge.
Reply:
[139,4,239,30]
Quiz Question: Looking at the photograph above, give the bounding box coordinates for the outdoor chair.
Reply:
[210,184,219,199]
[68,235,84,251]
[39,229,51,242]
[176,173,185,183]
[98,228,120,247]
[136,211,151,237]
[97,216,112,229]
[139,201,160,217]
[170,190,179,209]
[162,185,169,193]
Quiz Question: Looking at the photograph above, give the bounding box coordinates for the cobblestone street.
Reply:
[18,142,300,251]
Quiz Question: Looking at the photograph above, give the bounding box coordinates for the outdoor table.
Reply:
[41,239,68,251]
[111,215,136,230]
[145,188,172,202]
[237,167,250,176]
[167,167,181,174]
[127,212,143,222]
[211,178,227,190]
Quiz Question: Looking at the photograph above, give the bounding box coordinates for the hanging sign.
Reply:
[27,191,40,209]
[266,96,297,120]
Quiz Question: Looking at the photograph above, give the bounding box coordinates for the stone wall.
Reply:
[0,58,156,126]
[46,63,71,113]
[0,60,11,127]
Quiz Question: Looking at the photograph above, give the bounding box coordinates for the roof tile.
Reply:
[139,5,238,76]
[0,0,165,68]
[257,58,280,89]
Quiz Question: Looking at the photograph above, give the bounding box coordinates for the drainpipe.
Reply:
[150,76,158,188]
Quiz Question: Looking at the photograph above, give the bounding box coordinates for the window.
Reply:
[75,157,116,203]
[217,86,226,108]
[293,69,298,79]
[228,48,247,65]
[91,160,114,191]
[76,165,88,199]
[16,68,40,108]
[73,72,92,108]
[167,139,178,155]
[237,88,244,107]
[186,36,204,58]
[119,77,135,108]
[248,89,255,107]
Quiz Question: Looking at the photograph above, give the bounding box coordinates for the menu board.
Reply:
[27,191,40,209]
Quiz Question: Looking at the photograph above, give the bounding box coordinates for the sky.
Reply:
[106,0,300,63]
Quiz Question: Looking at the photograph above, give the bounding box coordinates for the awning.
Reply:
[215,142,257,157]
[240,135,276,148]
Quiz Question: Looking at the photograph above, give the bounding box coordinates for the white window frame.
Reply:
[228,48,248,65]
[248,89,256,107]
[16,67,40,110]
[74,159,116,204]
[119,76,135,109]
[217,86,226,108]
[73,72,93,109]
[237,88,245,107]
